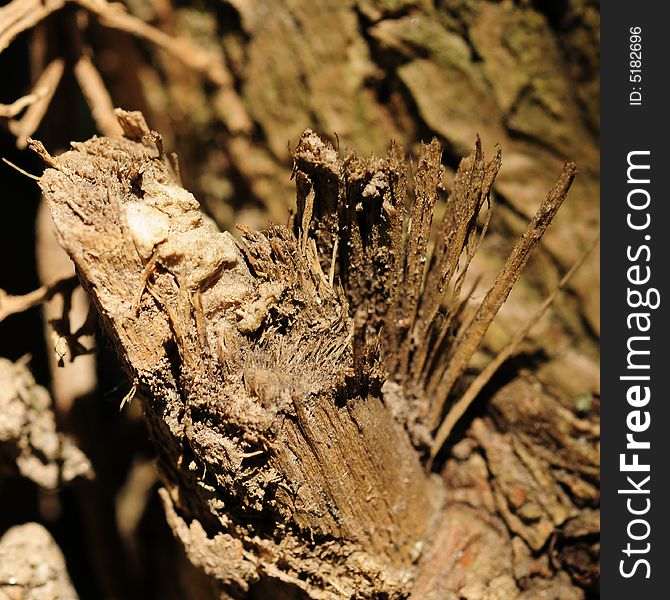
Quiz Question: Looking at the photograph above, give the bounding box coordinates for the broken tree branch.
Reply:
[35,111,441,598]
[429,162,577,429]
[31,110,585,599]
[0,275,78,323]
[431,235,599,458]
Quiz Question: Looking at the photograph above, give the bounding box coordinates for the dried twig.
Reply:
[0,0,65,54]
[0,89,48,118]
[429,162,577,428]
[0,276,78,323]
[73,54,123,137]
[430,235,599,457]
[8,58,65,148]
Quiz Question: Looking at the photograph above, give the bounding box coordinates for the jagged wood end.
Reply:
[292,132,505,448]
[428,160,577,429]
[31,109,576,597]
[33,110,441,598]
[430,233,597,460]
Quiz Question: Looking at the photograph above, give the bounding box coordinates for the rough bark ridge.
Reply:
[35,110,594,599]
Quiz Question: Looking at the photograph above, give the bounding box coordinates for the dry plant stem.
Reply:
[36,112,440,598]
[8,58,64,148]
[34,112,587,598]
[429,161,577,429]
[430,235,599,458]
[74,54,123,137]
[78,0,235,88]
[0,0,65,53]
[0,88,48,118]
[0,276,78,322]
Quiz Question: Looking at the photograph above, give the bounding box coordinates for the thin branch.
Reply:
[0,276,78,323]
[77,0,232,87]
[430,235,599,458]
[9,58,65,149]
[429,162,577,428]
[0,0,65,54]
[73,53,123,137]
[0,88,48,118]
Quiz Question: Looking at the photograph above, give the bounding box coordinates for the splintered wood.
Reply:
[291,130,573,450]
[34,111,586,599]
[36,110,438,598]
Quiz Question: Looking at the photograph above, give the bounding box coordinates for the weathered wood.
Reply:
[37,112,441,598]
[34,110,595,598]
